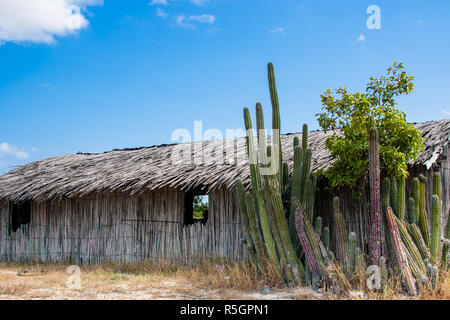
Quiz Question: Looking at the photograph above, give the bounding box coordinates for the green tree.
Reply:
[193,195,209,219]
[316,62,424,188]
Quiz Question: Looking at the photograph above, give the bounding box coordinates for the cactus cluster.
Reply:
[382,170,445,294]
[236,63,448,295]
[237,63,321,284]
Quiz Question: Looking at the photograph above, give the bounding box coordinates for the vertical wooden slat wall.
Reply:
[0,188,247,264]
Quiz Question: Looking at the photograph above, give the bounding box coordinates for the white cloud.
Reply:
[0,0,102,45]
[357,34,366,42]
[270,27,286,37]
[175,15,194,28]
[149,0,168,5]
[442,110,450,116]
[190,0,210,5]
[0,143,29,159]
[156,8,168,18]
[188,14,215,24]
[175,14,215,28]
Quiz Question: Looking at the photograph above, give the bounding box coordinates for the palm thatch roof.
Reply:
[0,119,448,202]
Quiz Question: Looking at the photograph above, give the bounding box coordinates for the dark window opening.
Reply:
[10,201,31,233]
[184,189,209,226]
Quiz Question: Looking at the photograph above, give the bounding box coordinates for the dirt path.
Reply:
[0,267,325,300]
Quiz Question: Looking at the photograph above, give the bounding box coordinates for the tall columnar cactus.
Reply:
[267,176,304,282]
[390,177,398,217]
[385,207,417,295]
[395,216,427,279]
[244,192,267,264]
[397,177,406,220]
[322,226,330,251]
[443,208,450,268]
[251,190,279,268]
[282,162,289,194]
[236,181,258,267]
[333,196,349,272]
[418,178,431,248]
[291,142,303,201]
[300,150,312,205]
[431,195,442,263]
[244,108,261,193]
[304,177,314,222]
[314,216,323,237]
[419,174,427,216]
[348,232,358,275]
[407,222,432,262]
[295,207,320,278]
[407,198,416,225]
[430,265,438,290]
[433,172,441,200]
[380,256,388,289]
[289,143,303,250]
[412,178,420,225]
[368,127,381,266]
[381,177,390,212]
[267,63,283,190]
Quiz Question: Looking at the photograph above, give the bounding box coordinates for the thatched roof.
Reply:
[0,119,448,202]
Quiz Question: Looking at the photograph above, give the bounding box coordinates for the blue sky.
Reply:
[0,0,449,173]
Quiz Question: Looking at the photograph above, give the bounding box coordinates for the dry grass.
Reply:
[0,260,448,300]
[324,261,450,300]
[0,260,313,300]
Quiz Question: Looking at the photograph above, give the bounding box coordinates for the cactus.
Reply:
[407,222,432,262]
[236,181,259,267]
[418,179,431,248]
[267,63,283,190]
[244,108,261,193]
[433,172,441,199]
[295,207,320,278]
[397,177,406,220]
[288,144,303,251]
[251,190,279,268]
[266,175,303,283]
[419,175,426,215]
[385,207,417,295]
[333,196,349,272]
[430,265,438,290]
[244,192,267,264]
[304,177,314,222]
[443,208,450,268]
[395,216,427,279]
[412,178,420,225]
[322,226,330,251]
[380,256,388,289]
[407,197,416,225]
[390,177,398,217]
[314,216,322,237]
[431,195,442,263]
[282,162,289,194]
[300,150,312,204]
[348,232,357,275]
[381,177,390,212]
[368,127,381,266]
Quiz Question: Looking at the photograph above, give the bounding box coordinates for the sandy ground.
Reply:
[0,266,325,300]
